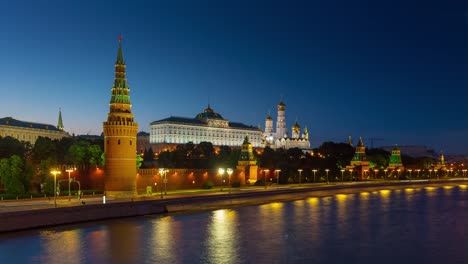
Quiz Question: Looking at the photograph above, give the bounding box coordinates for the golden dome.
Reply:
[266,115,273,121]
[292,121,300,131]
[277,101,286,111]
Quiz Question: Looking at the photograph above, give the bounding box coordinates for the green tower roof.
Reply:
[57,108,64,130]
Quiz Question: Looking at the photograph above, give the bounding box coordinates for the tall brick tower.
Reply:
[103,36,138,197]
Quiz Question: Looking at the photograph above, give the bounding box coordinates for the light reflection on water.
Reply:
[0,185,467,264]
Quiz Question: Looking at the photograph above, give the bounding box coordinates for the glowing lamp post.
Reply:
[325,169,330,184]
[374,169,379,181]
[226,168,233,194]
[51,170,61,208]
[263,169,269,189]
[434,169,438,180]
[65,167,76,201]
[384,169,388,181]
[463,169,467,178]
[349,169,353,182]
[159,168,167,199]
[298,169,303,185]
[218,168,225,191]
[275,169,281,189]
[397,169,401,180]
[408,169,412,181]
[312,169,317,183]
[416,169,421,178]
[341,169,345,184]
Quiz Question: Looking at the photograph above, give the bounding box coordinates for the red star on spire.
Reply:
[118,34,122,42]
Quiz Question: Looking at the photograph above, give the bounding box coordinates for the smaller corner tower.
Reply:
[237,136,258,184]
[388,144,404,170]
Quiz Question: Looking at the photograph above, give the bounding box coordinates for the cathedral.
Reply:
[263,99,311,151]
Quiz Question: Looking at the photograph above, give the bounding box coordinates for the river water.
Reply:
[0,185,467,264]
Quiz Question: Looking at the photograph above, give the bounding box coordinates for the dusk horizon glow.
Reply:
[1,0,467,154]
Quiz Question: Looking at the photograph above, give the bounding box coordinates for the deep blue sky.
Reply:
[1,0,467,154]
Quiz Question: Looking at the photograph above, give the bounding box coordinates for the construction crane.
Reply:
[366,138,384,149]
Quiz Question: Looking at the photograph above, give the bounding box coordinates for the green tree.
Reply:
[0,155,28,195]
[0,136,27,159]
[32,137,57,164]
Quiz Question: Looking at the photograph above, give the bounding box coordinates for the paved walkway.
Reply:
[0,179,466,213]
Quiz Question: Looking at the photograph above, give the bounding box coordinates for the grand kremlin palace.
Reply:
[149,105,263,151]
[0,111,69,144]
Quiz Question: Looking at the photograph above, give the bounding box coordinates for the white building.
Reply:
[264,100,311,150]
[150,105,263,148]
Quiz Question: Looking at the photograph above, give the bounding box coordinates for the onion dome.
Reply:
[292,120,300,131]
[277,100,286,111]
[266,115,273,121]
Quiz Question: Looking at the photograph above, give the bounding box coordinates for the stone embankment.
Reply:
[0,180,465,232]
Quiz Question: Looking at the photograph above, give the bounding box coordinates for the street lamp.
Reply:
[340,169,345,184]
[159,168,167,199]
[463,169,467,178]
[416,169,421,178]
[263,169,269,189]
[226,168,233,194]
[374,169,379,181]
[298,169,303,185]
[65,167,76,201]
[325,169,330,184]
[275,169,281,189]
[429,169,433,179]
[364,170,368,180]
[434,169,438,180]
[51,169,61,208]
[384,169,388,181]
[348,169,353,182]
[218,168,225,191]
[397,169,401,180]
[312,169,317,183]
[408,169,412,182]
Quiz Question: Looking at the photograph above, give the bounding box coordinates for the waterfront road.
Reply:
[0,179,467,213]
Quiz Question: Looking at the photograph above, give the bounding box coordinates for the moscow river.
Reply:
[0,184,467,264]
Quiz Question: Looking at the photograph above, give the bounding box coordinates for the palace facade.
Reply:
[150,105,263,150]
[0,110,69,144]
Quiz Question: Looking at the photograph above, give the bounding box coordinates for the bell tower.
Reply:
[103,36,139,197]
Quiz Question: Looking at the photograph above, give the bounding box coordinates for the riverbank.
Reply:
[1,180,466,233]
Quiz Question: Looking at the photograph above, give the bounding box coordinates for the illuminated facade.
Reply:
[150,105,263,149]
[0,110,69,144]
[264,99,310,150]
[103,38,139,197]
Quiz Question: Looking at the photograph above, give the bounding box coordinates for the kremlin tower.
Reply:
[103,37,139,197]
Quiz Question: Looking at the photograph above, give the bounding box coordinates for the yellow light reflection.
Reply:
[425,187,436,191]
[207,209,239,263]
[336,194,347,201]
[405,188,415,193]
[380,189,391,195]
[41,229,82,264]
[151,216,175,263]
[307,197,319,206]
[360,192,370,197]
[271,202,284,210]
[443,186,454,190]
[459,184,467,189]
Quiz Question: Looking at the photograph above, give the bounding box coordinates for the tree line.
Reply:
[0,136,104,196]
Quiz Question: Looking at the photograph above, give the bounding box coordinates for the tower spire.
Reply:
[57,108,64,131]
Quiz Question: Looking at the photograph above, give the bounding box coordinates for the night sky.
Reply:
[1,0,467,154]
